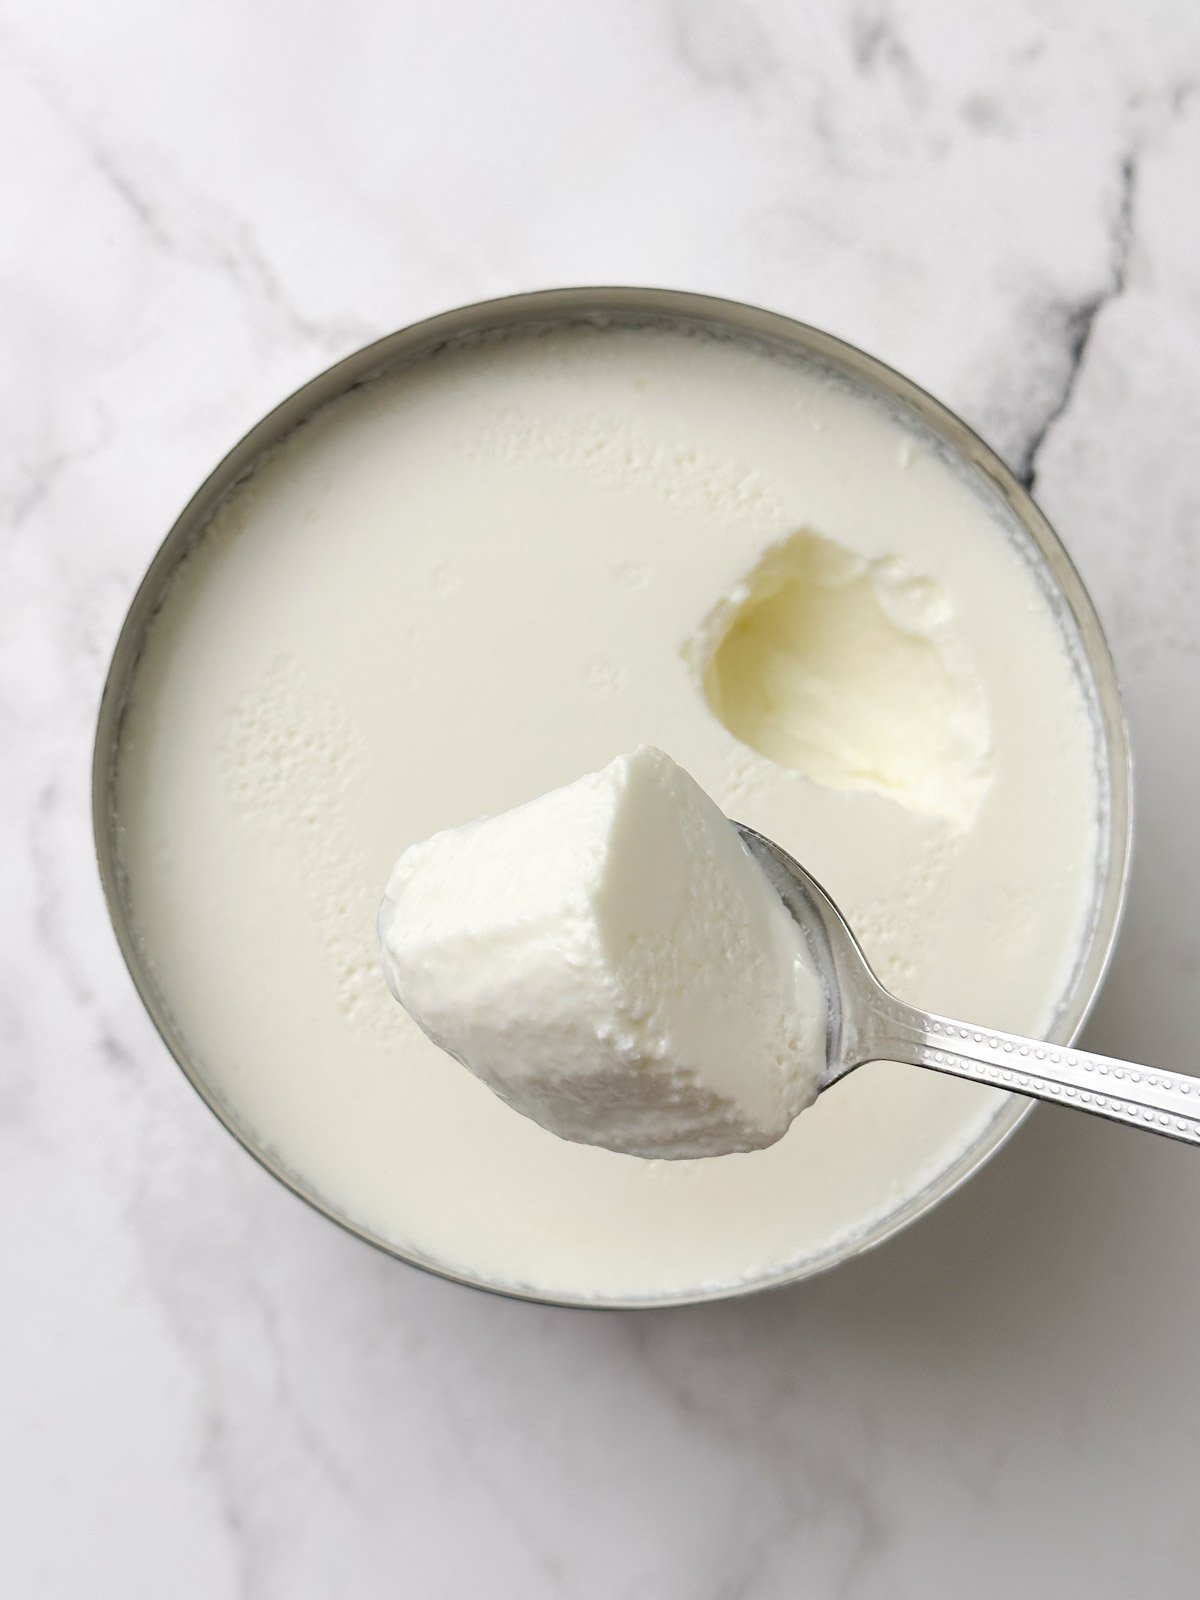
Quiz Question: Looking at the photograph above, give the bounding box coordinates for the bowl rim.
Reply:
[92,285,1134,1310]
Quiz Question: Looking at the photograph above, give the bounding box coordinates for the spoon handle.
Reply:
[875,1001,1200,1147]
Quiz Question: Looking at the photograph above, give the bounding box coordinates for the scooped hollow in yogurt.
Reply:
[691,529,992,828]
[378,746,827,1159]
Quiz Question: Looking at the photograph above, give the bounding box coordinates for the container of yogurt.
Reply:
[93,288,1132,1307]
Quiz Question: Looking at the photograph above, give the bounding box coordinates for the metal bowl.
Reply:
[93,288,1133,1308]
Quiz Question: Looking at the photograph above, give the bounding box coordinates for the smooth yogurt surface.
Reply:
[113,321,1102,1300]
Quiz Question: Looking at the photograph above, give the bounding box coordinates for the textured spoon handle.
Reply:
[878,1003,1200,1147]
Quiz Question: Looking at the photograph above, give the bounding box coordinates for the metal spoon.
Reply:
[738,824,1200,1147]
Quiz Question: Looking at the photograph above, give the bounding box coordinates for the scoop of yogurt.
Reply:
[378,746,827,1159]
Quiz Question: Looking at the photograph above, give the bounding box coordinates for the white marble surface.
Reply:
[4,1,1200,1593]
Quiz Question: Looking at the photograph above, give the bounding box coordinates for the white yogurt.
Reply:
[113,322,1101,1300]
[378,745,828,1160]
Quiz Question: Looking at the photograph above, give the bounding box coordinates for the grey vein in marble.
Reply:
[1017,152,1138,489]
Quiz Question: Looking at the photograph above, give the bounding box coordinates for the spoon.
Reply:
[738,824,1200,1147]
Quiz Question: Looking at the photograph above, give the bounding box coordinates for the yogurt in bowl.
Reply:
[94,289,1130,1306]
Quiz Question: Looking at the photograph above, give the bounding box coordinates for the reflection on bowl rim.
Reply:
[92,287,1134,1310]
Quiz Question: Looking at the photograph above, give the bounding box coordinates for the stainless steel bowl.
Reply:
[93,287,1133,1307]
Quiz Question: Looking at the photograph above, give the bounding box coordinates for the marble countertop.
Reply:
[4,1,1200,1593]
